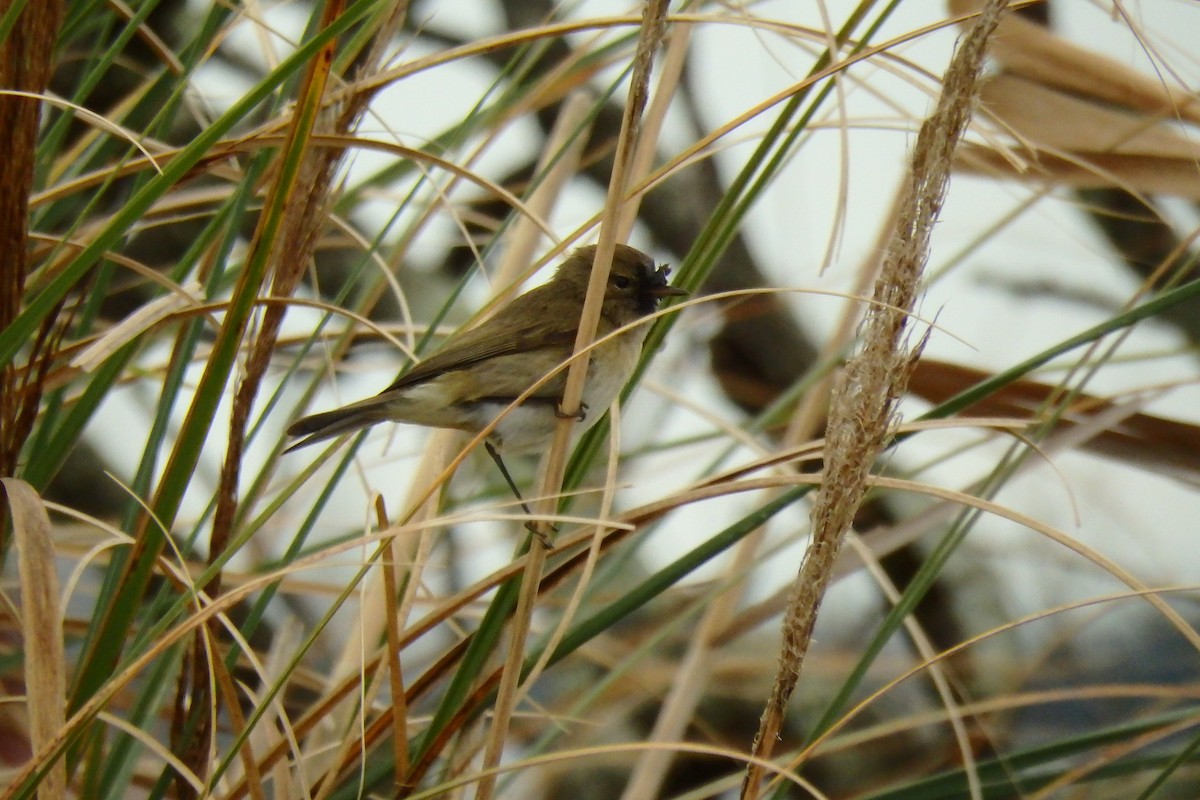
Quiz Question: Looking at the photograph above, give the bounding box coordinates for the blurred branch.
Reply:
[1077,188,1200,344]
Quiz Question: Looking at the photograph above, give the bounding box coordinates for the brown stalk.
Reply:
[740,1,1009,797]
[0,1,66,550]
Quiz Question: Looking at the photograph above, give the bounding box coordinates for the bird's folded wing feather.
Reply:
[380,287,580,395]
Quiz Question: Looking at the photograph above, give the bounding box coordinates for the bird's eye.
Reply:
[612,276,631,290]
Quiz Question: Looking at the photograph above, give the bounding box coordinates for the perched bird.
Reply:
[286,244,686,524]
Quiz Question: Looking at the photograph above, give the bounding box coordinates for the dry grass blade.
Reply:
[2,478,67,800]
[797,582,1200,767]
[69,280,204,371]
[375,496,410,786]
[741,1,1009,797]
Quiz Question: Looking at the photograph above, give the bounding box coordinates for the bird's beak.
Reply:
[649,264,687,299]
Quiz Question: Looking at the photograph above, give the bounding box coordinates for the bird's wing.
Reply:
[380,286,579,394]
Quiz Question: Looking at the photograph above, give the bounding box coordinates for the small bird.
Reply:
[286,244,685,525]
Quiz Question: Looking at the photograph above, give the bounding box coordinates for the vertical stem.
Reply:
[741,1,1008,796]
[0,0,65,547]
[473,3,671,798]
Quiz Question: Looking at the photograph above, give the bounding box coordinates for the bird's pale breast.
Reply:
[470,325,646,453]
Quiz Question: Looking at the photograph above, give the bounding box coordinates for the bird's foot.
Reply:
[556,401,588,422]
[525,521,555,550]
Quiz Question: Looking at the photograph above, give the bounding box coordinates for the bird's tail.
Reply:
[284,396,396,453]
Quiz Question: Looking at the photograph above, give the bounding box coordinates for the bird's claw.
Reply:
[556,402,588,422]
[525,521,555,549]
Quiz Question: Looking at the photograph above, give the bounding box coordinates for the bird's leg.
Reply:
[484,441,553,549]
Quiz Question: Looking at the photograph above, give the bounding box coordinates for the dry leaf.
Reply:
[2,478,66,799]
